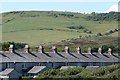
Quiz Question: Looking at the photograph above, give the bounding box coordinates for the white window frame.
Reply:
[6,63,11,68]
[22,63,26,69]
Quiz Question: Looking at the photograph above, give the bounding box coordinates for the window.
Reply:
[6,63,10,68]
[52,63,53,68]
[6,63,15,68]
[77,63,81,66]
[22,63,26,69]
[38,63,41,66]
[100,62,104,66]
[89,62,93,66]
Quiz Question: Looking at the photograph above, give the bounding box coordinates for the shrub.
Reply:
[1,41,27,51]
[94,68,106,76]
[1,41,14,51]
[40,69,60,76]
[58,67,84,76]
[33,64,120,79]
[21,76,33,80]
[67,25,84,30]
[97,33,102,36]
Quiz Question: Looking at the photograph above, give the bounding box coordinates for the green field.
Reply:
[2,11,118,45]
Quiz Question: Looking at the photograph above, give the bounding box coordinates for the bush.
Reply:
[58,67,83,76]
[97,33,102,36]
[102,45,117,53]
[1,41,14,51]
[94,68,106,76]
[1,41,27,51]
[86,12,120,21]
[40,69,60,76]
[33,64,120,79]
[67,25,84,30]
[21,76,33,80]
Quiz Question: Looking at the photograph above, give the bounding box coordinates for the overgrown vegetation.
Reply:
[21,64,120,80]
[0,41,27,51]
[86,12,120,21]
[0,39,119,54]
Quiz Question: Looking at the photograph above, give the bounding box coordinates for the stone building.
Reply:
[0,45,119,79]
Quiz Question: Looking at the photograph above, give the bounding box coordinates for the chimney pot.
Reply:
[88,47,92,54]
[76,47,81,54]
[52,46,57,53]
[24,45,30,53]
[38,45,44,53]
[65,46,69,53]
[108,48,112,54]
[9,44,14,53]
[98,48,102,54]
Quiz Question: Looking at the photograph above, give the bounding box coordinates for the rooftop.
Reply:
[0,45,119,63]
[0,52,119,63]
[28,66,46,74]
[0,68,14,75]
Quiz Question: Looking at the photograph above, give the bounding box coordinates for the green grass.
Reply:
[3,30,85,45]
[2,11,118,45]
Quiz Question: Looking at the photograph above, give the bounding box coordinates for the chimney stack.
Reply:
[24,45,30,53]
[65,46,70,53]
[52,46,57,53]
[76,47,81,54]
[9,44,15,53]
[38,45,44,53]
[108,48,112,55]
[88,47,92,54]
[98,48,103,54]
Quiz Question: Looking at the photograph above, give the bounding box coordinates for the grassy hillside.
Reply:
[2,11,118,45]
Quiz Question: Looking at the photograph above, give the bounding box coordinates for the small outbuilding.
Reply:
[0,68,21,80]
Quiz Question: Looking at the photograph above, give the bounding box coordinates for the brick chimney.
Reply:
[9,44,15,53]
[88,47,92,54]
[98,48,103,54]
[76,47,81,54]
[108,48,112,55]
[65,46,70,53]
[38,45,44,53]
[24,45,30,53]
[52,46,57,53]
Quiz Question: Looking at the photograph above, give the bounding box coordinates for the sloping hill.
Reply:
[2,11,118,45]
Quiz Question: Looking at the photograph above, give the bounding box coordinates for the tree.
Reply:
[91,12,96,16]
[2,41,14,51]
[1,41,27,51]
[97,33,102,36]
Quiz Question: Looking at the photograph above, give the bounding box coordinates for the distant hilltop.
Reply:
[2,11,119,46]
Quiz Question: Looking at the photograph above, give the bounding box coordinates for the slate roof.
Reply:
[60,66,76,70]
[28,66,46,74]
[0,68,14,75]
[0,52,119,63]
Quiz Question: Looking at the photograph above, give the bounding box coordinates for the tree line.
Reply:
[86,12,120,21]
